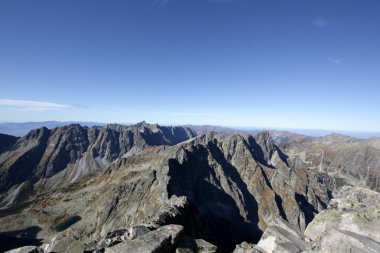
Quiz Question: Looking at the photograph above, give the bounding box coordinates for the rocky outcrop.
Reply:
[255,225,305,253]
[233,218,305,253]
[235,186,380,253]
[7,224,216,253]
[176,236,217,253]
[104,224,183,253]
[4,245,41,253]
[303,186,380,253]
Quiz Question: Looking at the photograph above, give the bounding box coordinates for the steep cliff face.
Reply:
[0,127,51,193]
[166,133,332,251]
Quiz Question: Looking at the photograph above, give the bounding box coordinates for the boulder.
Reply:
[175,236,217,253]
[256,225,305,253]
[127,225,151,239]
[233,242,264,253]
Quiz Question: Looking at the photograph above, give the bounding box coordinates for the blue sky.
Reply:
[0,0,379,131]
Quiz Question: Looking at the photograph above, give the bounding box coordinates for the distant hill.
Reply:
[0,121,106,137]
[184,124,255,136]
[1,121,379,139]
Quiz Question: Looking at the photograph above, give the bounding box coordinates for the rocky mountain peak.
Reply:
[134,121,149,128]
[23,126,50,141]
[0,123,197,196]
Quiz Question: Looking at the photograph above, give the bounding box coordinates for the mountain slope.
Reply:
[282,134,380,191]
[0,131,334,252]
[0,122,196,207]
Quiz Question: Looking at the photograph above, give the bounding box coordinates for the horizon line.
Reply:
[0,120,379,135]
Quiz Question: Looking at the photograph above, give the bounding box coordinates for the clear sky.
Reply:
[0,0,379,132]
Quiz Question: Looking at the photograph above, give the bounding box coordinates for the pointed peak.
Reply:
[134,121,148,127]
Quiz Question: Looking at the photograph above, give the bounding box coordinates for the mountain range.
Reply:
[0,122,379,253]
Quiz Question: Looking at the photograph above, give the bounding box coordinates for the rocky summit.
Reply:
[0,123,379,253]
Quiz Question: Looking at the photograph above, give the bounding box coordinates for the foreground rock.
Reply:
[304,186,380,252]
[176,236,217,253]
[233,241,264,253]
[233,218,305,253]
[235,186,380,253]
[256,225,305,253]
[4,246,40,253]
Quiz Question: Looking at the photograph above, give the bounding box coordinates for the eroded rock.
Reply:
[304,186,380,253]
[176,236,217,253]
[104,224,184,253]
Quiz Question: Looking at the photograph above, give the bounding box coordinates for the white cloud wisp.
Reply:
[0,99,71,111]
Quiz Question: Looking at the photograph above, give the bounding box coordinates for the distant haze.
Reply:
[1,121,379,139]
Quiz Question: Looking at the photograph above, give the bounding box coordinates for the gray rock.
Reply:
[127,225,151,239]
[304,228,380,253]
[194,239,217,252]
[45,233,85,253]
[233,242,264,253]
[176,236,217,253]
[97,229,127,248]
[304,186,380,253]
[255,225,305,253]
[105,224,184,253]
[4,246,41,253]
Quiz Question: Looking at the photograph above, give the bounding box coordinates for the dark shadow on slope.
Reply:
[246,135,289,168]
[0,234,42,252]
[0,128,50,193]
[0,201,32,218]
[54,215,81,232]
[0,226,42,252]
[275,194,288,222]
[275,146,290,167]
[246,136,272,167]
[0,225,41,239]
[167,144,262,253]
[295,193,317,225]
